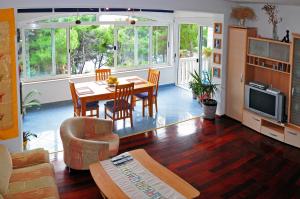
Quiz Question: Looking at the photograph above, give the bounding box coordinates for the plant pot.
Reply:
[202,99,217,120]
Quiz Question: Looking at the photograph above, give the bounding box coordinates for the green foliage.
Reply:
[23,131,37,142]
[190,70,218,100]
[203,47,212,58]
[22,89,41,115]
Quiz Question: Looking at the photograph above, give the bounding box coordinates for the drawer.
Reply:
[242,110,261,132]
[285,128,300,148]
[261,126,284,142]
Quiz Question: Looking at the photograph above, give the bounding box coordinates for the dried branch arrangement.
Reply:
[262,4,282,26]
[231,6,256,20]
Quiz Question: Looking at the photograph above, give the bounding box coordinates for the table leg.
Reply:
[148,86,154,117]
[81,100,87,116]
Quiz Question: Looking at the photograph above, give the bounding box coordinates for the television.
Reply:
[244,85,285,122]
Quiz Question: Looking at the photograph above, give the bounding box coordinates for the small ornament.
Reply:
[281,30,290,43]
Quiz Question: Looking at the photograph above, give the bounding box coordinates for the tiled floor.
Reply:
[23,85,203,152]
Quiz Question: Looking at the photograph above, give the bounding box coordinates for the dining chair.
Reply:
[95,68,111,81]
[134,68,160,117]
[69,81,99,117]
[104,83,134,128]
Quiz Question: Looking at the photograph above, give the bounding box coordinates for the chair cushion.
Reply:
[105,100,131,111]
[0,145,12,195]
[77,100,99,109]
[135,92,156,99]
[87,134,119,157]
[5,163,59,199]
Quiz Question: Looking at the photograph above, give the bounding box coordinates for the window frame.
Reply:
[19,15,171,82]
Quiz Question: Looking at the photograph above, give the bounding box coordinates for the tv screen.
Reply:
[249,89,276,116]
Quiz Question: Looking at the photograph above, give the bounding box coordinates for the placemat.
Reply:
[126,78,147,85]
[77,87,94,95]
[100,157,186,199]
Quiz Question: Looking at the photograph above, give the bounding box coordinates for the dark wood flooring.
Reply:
[51,116,300,199]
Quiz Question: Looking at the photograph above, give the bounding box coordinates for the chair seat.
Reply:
[105,100,131,111]
[86,134,119,157]
[135,92,156,99]
[77,100,99,109]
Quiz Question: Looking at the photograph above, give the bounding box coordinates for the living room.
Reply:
[1,0,300,198]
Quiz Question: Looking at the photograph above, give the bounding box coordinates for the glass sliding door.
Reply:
[177,24,213,89]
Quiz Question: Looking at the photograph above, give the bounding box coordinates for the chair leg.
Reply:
[130,109,133,128]
[155,97,158,113]
[142,99,145,117]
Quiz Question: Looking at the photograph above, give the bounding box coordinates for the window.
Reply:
[137,27,150,65]
[25,29,52,78]
[152,26,168,64]
[55,28,68,75]
[117,26,134,67]
[20,14,170,81]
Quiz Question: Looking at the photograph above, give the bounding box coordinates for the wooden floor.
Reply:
[52,116,300,199]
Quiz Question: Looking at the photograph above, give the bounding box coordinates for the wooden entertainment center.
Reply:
[226,26,300,149]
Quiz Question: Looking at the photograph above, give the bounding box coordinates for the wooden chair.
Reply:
[104,83,134,128]
[95,68,111,81]
[134,68,160,117]
[69,81,99,117]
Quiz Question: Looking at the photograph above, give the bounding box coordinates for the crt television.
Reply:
[244,85,285,122]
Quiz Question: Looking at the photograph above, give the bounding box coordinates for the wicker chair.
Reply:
[60,117,119,170]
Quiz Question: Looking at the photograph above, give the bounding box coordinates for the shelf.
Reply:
[247,54,291,65]
[247,63,290,75]
[261,119,285,134]
[248,37,292,46]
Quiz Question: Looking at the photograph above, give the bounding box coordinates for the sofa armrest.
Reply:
[11,148,50,169]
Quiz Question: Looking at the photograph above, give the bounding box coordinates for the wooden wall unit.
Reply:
[226,26,257,121]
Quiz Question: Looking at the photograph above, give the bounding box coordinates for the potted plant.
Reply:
[22,89,41,116]
[189,80,199,99]
[23,131,37,150]
[191,71,218,119]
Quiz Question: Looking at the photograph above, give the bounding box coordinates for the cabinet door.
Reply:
[291,38,300,126]
[226,28,247,121]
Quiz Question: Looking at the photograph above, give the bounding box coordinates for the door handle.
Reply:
[269,133,278,137]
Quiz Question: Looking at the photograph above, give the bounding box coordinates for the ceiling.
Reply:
[227,0,300,6]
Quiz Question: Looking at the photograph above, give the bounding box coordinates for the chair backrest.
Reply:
[113,83,134,119]
[95,69,111,81]
[69,81,78,109]
[148,68,160,96]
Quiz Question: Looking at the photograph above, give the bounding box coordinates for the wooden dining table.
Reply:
[75,76,155,117]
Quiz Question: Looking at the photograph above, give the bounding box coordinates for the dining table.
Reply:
[74,76,156,117]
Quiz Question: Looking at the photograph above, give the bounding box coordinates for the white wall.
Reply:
[243,4,300,39]
[22,67,175,104]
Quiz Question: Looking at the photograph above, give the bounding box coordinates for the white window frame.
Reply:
[19,13,172,82]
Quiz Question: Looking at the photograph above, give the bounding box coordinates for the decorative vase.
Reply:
[239,19,246,27]
[272,24,279,40]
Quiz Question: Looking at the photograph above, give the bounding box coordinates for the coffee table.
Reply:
[89,149,200,199]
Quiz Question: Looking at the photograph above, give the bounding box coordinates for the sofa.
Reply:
[60,117,119,170]
[0,145,59,199]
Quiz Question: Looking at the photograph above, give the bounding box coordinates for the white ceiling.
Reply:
[226,0,300,6]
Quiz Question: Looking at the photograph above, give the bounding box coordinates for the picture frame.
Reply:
[213,53,221,65]
[214,38,222,49]
[212,67,221,78]
[214,23,222,34]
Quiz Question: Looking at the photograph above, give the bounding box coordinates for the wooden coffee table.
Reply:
[89,149,200,199]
